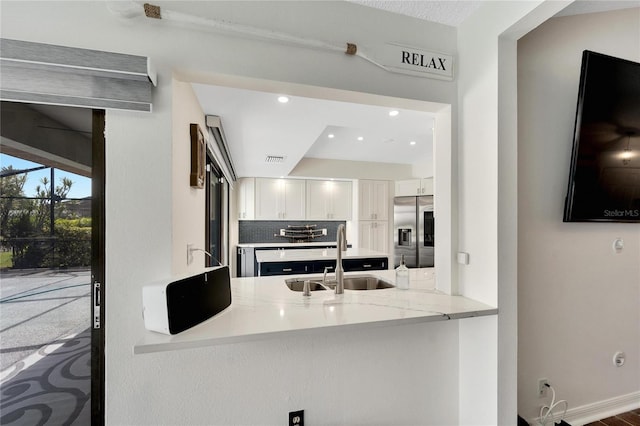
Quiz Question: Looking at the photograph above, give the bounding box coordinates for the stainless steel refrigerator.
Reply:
[393,196,434,268]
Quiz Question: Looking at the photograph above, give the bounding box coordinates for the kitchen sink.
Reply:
[284,278,327,292]
[285,275,394,291]
[330,275,395,290]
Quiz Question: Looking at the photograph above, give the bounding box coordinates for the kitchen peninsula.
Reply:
[134,268,497,355]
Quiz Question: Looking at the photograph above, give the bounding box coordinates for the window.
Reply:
[205,156,228,267]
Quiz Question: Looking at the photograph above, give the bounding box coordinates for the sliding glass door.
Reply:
[0,102,104,425]
[206,159,223,267]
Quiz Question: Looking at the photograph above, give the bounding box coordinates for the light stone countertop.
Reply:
[237,242,340,248]
[255,248,389,263]
[134,268,497,355]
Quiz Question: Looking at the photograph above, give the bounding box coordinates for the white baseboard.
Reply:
[531,391,640,426]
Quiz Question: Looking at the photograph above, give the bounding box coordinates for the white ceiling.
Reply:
[190,0,640,179]
[192,84,434,178]
[349,0,640,25]
[189,1,464,179]
[25,0,640,181]
[346,0,483,26]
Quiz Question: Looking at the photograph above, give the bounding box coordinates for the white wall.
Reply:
[290,158,415,180]
[517,8,640,423]
[1,2,467,424]
[456,2,554,424]
[172,80,207,275]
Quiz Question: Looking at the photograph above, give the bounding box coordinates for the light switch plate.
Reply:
[457,252,470,265]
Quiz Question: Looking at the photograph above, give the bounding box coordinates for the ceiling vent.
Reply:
[265,155,286,163]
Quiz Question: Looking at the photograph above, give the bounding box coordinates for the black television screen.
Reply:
[563,50,640,222]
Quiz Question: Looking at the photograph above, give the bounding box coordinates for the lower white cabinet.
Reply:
[358,221,388,253]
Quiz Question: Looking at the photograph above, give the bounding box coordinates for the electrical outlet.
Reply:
[289,410,304,426]
[613,351,626,367]
[538,378,549,398]
[187,244,194,265]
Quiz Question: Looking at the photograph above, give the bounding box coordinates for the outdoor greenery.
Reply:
[0,166,91,269]
[0,251,11,269]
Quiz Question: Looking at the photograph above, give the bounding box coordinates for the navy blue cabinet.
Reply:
[259,261,310,276]
[259,257,387,276]
[343,257,387,272]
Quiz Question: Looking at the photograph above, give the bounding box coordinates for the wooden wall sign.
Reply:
[190,123,205,188]
[374,42,454,81]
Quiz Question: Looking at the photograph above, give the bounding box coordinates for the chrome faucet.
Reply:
[335,224,347,294]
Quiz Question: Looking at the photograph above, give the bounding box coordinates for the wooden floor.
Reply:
[585,409,640,426]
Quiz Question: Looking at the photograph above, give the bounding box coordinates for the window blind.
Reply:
[0,39,156,112]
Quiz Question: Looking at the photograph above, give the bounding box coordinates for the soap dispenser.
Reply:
[395,254,410,290]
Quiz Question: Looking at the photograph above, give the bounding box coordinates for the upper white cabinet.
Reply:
[236,177,255,220]
[395,178,433,196]
[358,180,389,221]
[306,180,352,220]
[255,178,306,220]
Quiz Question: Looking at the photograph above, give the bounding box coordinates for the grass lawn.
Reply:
[0,251,12,269]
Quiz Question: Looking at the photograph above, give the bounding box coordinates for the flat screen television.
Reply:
[563,50,640,222]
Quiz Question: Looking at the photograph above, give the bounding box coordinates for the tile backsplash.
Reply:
[239,221,346,244]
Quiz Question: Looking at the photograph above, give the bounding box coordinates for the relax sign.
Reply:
[375,43,454,80]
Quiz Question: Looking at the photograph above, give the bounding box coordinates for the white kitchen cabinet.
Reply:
[306,180,352,220]
[236,177,255,220]
[358,180,389,221]
[255,178,306,220]
[395,178,433,196]
[358,221,388,253]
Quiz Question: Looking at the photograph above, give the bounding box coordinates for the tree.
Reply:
[0,166,29,236]
[33,175,73,233]
[1,166,80,269]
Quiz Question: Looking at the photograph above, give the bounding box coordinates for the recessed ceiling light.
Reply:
[357,136,364,141]
[328,133,335,138]
[277,96,289,103]
[409,141,417,145]
[389,110,399,117]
